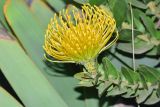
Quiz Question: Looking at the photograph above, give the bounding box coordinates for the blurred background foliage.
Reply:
[0,0,159,107]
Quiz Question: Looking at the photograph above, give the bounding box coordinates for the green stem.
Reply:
[83,59,98,79]
[130,3,136,71]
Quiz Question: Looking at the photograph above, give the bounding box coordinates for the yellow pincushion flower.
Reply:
[44,4,118,64]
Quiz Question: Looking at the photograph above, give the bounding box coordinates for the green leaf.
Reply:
[122,87,137,98]
[134,17,145,33]
[45,0,66,12]
[108,0,127,28]
[74,72,94,87]
[127,0,147,9]
[0,87,23,107]
[106,86,127,96]
[121,67,140,84]
[144,90,160,105]
[73,0,89,4]
[0,0,10,31]
[74,72,88,80]
[30,0,54,28]
[133,9,160,39]
[121,67,140,85]
[102,57,119,80]
[143,0,153,3]
[98,81,113,97]
[4,0,45,63]
[155,31,160,40]
[117,39,154,54]
[157,83,160,97]
[89,0,106,5]
[73,0,105,5]
[144,65,160,79]
[138,65,160,84]
[138,72,148,89]
[119,29,142,41]
[140,15,159,39]
[78,80,94,87]
[0,39,68,107]
[136,88,154,104]
[121,67,134,84]
[132,9,142,19]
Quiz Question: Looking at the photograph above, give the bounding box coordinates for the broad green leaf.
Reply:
[155,31,160,40]
[73,0,88,4]
[89,0,106,5]
[102,57,119,80]
[143,0,154,3]
[4,0,101,107]
[144,90,160,105]
[140,65,160,81]
[134,17,145,33]
[119,29,142,41]
[138,65,160,83]
[109,45,159,73]
[0,39,68,107]
[127,0,147,9]
[120,67,140,95]
[140,15,159,39]
[133,9,144,19]
[117,39,154,54]
[136,88,153,104]
[121,67,140,84]
[73,0,105,5]
[126,68,140,83]
[121,67,134,84]
[30,0,54,28]
[133,9,160,39]
[147,46,160,56]
[0,0,10,31]
[108,0,127,28]
[4,0,45,63]
[0,87,23,107]
[138,72,148,89]
[45,0,66,12]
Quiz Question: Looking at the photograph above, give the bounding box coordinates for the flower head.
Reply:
[44,4,118,63]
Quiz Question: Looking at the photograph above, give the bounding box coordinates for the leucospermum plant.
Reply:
[43,4,118,85]
[43,3,160,105]
[1,0,160,106]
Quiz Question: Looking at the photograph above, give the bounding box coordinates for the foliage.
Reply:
[0,0,160,107]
